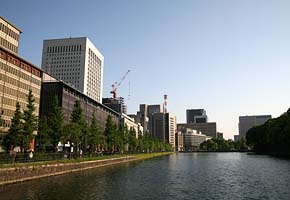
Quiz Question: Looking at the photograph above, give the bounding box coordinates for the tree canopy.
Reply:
[246,108,290,157]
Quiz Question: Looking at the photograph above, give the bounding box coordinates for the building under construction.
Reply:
[102,97,127,114]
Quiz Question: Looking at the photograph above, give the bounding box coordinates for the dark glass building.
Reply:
[40,76,120,132]
[186,109,207,124]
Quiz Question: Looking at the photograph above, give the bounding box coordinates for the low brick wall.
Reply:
[0,156,137,186]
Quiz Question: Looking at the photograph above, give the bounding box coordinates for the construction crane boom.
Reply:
[110,70,130,98]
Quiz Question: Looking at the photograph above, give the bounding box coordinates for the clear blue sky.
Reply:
[1,0,290,139]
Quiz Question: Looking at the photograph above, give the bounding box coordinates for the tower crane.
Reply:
[110,70,131,98]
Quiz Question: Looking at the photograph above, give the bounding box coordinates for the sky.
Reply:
[1,0,290,139]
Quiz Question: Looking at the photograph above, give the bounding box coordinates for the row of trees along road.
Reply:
[246,108,290,157]
[2,92,173,155]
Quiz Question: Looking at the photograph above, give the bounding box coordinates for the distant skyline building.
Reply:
[135,104,163,134]
[234,135,240,142]
[179,128,211,151]
[239,115,272,138]
[41,37,104,103]
[151,112,176,148]
[217,132,223,139]
[186,109,208,123]
[120,113,143,138]
[177,122,217,138]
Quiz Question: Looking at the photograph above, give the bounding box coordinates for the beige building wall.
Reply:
[121,113,143,138]
[0,48,41,134]
[0,17,21,54]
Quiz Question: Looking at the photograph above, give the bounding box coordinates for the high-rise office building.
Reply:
[239,115,272,138]
[186,109,207,123]
[41,37,104,103]
[151,112,176,148]
[136,104,163,134]
[0,16,42,135]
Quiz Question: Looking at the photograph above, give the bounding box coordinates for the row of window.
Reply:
[88,48,102,66]
[46,60,81,64]
[47,56,81,61]
[4,85,40,104]
[0,22,19,41]
[0,37,18,53]
[46,52,81,57]
[0,62,41,86]
[0,74,40,99]
[47,45,82,53]
[48,66,80,72]
[0,49,41,77]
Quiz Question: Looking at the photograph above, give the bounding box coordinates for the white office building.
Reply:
[41,37,104,103]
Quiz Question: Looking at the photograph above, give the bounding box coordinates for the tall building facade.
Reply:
[186,109,207,123]
[0,17,42,134]
[41,37,104,103]
[239,115,272,138]
[0,17,21,54]
[136,104,163,134]
[40,73,119,133]
[151,112,176,148]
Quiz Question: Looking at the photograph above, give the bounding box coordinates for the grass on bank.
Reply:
[0,152,174,169]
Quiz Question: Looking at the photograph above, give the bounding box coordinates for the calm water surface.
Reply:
[1,153,290,200]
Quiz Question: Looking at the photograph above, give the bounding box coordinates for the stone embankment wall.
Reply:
[0,156,136,186]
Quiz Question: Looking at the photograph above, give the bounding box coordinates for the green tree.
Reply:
[200,139,218,151]
[87,112,100,154]
[22,90,38,152]
[104,115,118,152]
[37,118,50,152]
[70,100,88,152]
[47,96,64,152]
[70,100,83,124]
[128,128,137,153]
[2,102,22,151]
[62,122,82,158]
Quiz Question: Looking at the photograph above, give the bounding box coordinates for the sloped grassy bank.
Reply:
[0,152,173,186]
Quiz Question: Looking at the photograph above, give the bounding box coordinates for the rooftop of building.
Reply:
[0,46,42,73]
[0,16,22,33]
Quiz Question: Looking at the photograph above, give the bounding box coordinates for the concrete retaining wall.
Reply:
[0,156,137,186]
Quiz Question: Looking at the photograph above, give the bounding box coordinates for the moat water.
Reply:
[1,153,290,200]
